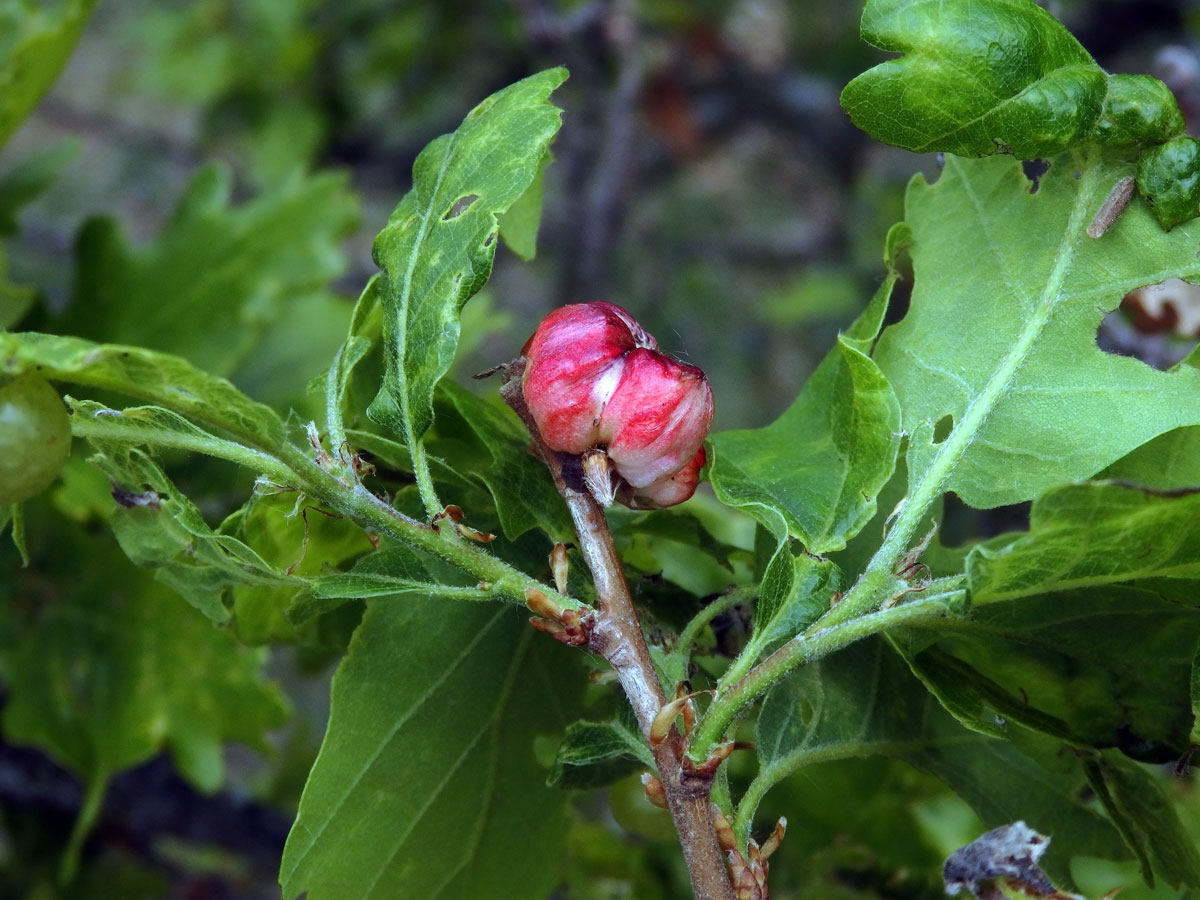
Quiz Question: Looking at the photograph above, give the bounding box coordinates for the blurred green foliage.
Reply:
[3,2,1200,899]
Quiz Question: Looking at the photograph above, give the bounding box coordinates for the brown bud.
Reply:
[641,773,669,809]
[550,542,570,594]
[525,587,564,621]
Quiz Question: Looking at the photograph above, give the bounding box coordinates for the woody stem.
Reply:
[499,360,735,900]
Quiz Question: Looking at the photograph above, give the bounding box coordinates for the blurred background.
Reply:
[3,1,1200,897]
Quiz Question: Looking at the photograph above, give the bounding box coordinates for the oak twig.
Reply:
[499,359,736,900]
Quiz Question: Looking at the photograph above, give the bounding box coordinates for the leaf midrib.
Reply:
[393,140,457,448]
[881,155,1100,582]
[280,605,508,883]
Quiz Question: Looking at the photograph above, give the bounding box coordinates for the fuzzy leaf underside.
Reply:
[1100,425,1200,490]
[874,153,1200,510]
[368,68,566,448]
[968,481,1200,602]
[280,601,582,900]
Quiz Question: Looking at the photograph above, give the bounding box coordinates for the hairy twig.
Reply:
[498,359,736,900]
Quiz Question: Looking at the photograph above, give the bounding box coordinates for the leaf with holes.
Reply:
[367,68,566,452]
[84,443,290,623]
[873,153,1200,513]
[279,600,584,900]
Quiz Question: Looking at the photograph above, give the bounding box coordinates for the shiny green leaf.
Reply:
[842,0,1105,158]
[280,601,583,900]
[1136,137,1200,230]
[1093,75,1186,147]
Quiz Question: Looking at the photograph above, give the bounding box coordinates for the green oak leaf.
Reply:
[0,143,79,328]
[841,0,1106,158]
[0,141,78,237]
[0,0,97,149]
[0,244,35,330]
[1100,425,1200,490]
[0,526,287,872]
[900,584,1199,759]
[223,489,379,643]
[748,639,1129,885]
[60,162,359,377]
[280,601,583,900]
[708,269,900,553]
[1136,136,1200,230]
[65,398,287,477]
[0,332,285,450]
[1084,754,1200,890]
[968,481,1200,602]
[497,149,552,261]
[873,153,1200,510]
[85,443,289,623]
[367,68,566,448]
[548,713,653,790]
[746,543,841,661]
[433,382,573,542]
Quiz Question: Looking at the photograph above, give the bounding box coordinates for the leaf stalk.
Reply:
[689,588,963,761]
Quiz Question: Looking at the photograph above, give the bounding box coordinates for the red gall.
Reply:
[521,302,713,509]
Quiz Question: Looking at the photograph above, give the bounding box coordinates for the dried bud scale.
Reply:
[521,302,713,509]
